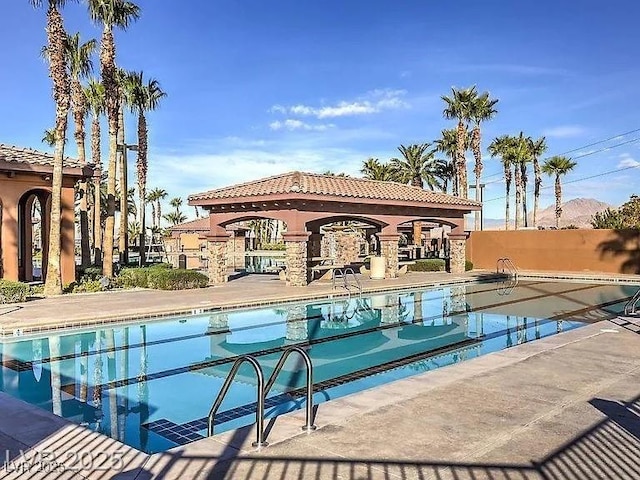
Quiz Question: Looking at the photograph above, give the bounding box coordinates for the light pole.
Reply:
[116,143,138,266]
[469,183,486,231]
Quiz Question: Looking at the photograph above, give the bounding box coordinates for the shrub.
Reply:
[147,268,208,290]
[408,259,446,272]
[0,280,31,304]
[117,267,150,289]
[465,260,474,271]
[72,279,105,293]
[117,267,208,290]
[259,243,286,251]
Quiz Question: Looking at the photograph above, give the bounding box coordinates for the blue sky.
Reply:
[2,0,640,221]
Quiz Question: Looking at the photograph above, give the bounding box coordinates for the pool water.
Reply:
[0,280,634,453]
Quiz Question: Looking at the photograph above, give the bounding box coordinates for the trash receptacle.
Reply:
[370,256,386,280]
[178,254,187,270]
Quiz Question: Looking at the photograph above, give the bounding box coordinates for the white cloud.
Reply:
[542,125,587,138]
[271,88,409,120]
[269,119,334,131]
[617,153,640,168]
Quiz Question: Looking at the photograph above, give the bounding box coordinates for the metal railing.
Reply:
[207,355,268,447]
[264,346,316,432]
[207,347,316,448]
[332,267,362,298]
[497,257,518,278]
[624,288,640,316]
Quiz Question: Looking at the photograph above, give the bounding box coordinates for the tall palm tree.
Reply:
[125,71,167,265]
[442,86,477,199]
[488,135,513,230]
[528,137,548,228]
[88,0,141,278]
[541,156,577,229]
[31,0,74,296]
[66,32,96,268]
[360,157,397,181]
[507,133,531,229]
[469,91,499,229]
[117,67,131,265]
[147,187,167,229]
[146,188,160,228]
[391,143,441,247]
[434,128,461,195]
[85,79,105,263]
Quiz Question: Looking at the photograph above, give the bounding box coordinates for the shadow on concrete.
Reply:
[596,229,640,274]
[102,393,640,480]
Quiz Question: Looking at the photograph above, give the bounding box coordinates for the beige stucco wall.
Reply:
[467,229,640,274]
[0,173,76,284]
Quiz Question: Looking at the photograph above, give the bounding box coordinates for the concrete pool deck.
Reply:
[2,272,640,479]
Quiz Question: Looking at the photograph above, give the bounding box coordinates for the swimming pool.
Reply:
[0,279,633,453]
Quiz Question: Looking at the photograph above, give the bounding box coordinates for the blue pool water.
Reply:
[0,280,634,453]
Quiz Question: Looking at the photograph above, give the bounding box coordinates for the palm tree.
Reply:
[85,78,105,264]
[163,211,187,226]
[42,128,56,147]
[360,157,397,181]
[66,32,97,269]
[469,91,499,229]
[434,129,461,195]
[390,143,441,189]
[528,137,547,228]
[442,86,477,198]
[542,156,577,228]
[146,187,167,228]
[125,71,167,266]
[31,0,73,296]
[391,143,441,247]
[146,188,160,228]
[88,0,141,278]
[488,135,513,230]
[507,133,531,229]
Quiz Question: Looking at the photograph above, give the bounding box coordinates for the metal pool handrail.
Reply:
[343,267,362,297]
[497,257,518,278]
[264,346,317,432]
[624,288,640,316]
[207,355,268,447]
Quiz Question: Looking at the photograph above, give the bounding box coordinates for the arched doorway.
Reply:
[18,189,51,282]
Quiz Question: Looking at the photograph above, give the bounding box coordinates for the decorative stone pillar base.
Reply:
[448,234,467,274]
[284,232,310,287]
[381,293,400,324]
[378,234,400,278]
[207,237,228,285]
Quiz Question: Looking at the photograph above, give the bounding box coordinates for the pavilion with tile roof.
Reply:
[189,171,481,286]
[0,144,99,284]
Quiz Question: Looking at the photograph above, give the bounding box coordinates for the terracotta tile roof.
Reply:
[0,144,85,168]
[169,216,249,232]
[189,171,481,207]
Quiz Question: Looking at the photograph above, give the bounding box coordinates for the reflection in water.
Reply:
[286,305,308,341]
[105,330,118,439]
[139,325,149,452]
[79,336,88,402]
[49,336,62,416]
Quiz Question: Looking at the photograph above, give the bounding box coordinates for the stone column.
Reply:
[206,235,229,285]
[448,233,467,274]
[286,305,308,341]
[283,232,310,287]
[378,233,400,279]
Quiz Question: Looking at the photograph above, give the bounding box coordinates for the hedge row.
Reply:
[0,280,30,304]
[407,259,474,272]
[117,266,208,290]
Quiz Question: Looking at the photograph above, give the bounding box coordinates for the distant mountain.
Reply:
[476,198,613,230]
[535,198,612,228]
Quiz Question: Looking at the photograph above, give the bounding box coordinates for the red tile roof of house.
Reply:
[0,144,87,168]
[189,171,481,207]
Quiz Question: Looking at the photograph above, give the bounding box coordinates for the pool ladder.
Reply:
[497,257,518,279]
[207,346,316,448]
[332,267,362,298]
[624,288,640,316]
